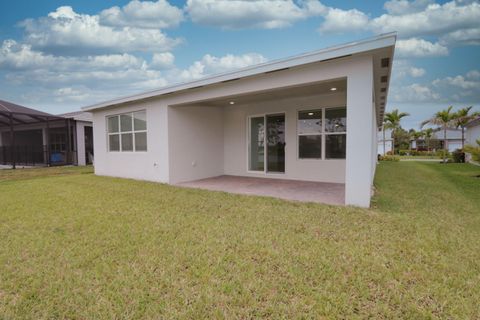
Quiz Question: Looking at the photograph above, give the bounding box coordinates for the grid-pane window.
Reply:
[325,107,346,159]
[107,110,147,152]
[298,107,346,160]
[298,110,322,159]
[135,132,147,151]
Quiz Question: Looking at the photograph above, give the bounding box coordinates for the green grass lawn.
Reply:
[1,163,479,319]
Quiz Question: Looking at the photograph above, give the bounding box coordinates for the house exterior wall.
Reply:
[345,56,375,207]
[223,93,346,183]
[168,106,224,184]
[91,55,379,207]
[446,140,463,152]
[378,140,393,155]
[92,100,170,182]
[466,124,480,146]
[377,128,393,155]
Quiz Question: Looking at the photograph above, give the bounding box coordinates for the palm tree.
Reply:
[421,106,455,163]
[384,109,410,154]
[423,128,434,151]
[452,106,479,149]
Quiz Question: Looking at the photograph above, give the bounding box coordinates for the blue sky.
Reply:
[0,0,479,129]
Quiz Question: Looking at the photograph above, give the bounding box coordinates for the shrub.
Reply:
[452,149,465,163]
[379,155,400,162]
[398,150,409,156]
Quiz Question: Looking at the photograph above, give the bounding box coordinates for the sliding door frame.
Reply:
[247,112,286,175]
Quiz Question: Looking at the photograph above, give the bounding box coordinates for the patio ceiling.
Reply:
[172,78,347,108]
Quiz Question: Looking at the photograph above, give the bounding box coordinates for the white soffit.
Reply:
[82,33,396,112]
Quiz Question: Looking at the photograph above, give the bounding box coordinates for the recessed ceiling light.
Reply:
[308,112,314,116]
[330,87,337,91]
[229,101,235,105]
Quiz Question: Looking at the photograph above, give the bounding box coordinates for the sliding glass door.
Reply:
[249,114,285,173]
[249,116,265,171]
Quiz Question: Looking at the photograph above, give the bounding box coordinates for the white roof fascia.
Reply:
[82,32,396,112]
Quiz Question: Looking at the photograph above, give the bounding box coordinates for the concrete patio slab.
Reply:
[177,175,345,205]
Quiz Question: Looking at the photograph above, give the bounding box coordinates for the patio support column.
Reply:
[66,118,71,165]
[345,56,375,207]
[9,113,15,169]
[75,121,86,166]
[73,120,80,166]
[46,117,50,167]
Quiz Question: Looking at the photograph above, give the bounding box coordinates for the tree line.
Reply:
[382,106,479,163]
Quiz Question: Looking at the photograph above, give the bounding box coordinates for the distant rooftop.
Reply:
[466,116,480,128]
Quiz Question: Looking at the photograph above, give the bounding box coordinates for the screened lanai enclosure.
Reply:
[0,100,91,169]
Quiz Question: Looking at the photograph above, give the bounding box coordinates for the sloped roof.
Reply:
[466,116,480,128]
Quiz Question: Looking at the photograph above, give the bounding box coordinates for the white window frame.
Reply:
[107,110,147,152]
[247,112,286,175]
[297,106,347,160]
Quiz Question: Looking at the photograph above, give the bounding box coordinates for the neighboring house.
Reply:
[465,117,480,146]
[82,34,396,208]
[410,128,463,152]
[58,111,94,166]
[0,99,93,168]
[377,128,393,155]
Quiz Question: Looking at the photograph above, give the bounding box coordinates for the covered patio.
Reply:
[177,175,345,205]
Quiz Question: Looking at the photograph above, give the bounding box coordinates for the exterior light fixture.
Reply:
[308,112,314,116]
[229,101,235,105]
[330,87,337,91]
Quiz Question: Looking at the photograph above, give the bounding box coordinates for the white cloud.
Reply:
[180,53,268,80]
[318,8,369,34]
[383,0,434,15]
[390,70,480,104]
[466,70,480,79]
[54,87,90,102]
[99,0,183,29]
[185,0,326,29]
[431,72,480,101]
[20,6,182,55]
[439,27,480,46]
[316,1,480,48]
[390,83,440,102]
[0,40,145,71]
[409,67,426,78]
[1,40,268,108]
[0,39,55,70]
[432,75,478,90]
[391,59,426,81]
[395,38,448,58]
[151,52,175,69]
[371,1,480,38]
